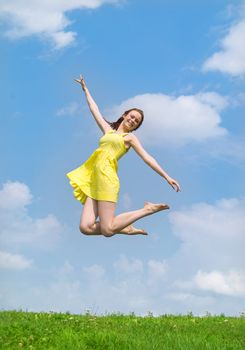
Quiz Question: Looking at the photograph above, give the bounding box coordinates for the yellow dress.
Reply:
[66,130,130,204]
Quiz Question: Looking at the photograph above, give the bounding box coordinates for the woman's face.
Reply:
[123,110,142,131]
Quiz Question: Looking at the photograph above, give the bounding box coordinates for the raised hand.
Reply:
[166,177,181,192]
[74,74,86,90]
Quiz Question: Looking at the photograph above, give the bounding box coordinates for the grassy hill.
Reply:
[0,311,245,349]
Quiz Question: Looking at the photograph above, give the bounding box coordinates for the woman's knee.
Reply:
[98,201,115,237]
[100,224,114,237]
[79,223,92,235]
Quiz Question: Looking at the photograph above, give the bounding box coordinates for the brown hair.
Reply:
[105,108,144,131]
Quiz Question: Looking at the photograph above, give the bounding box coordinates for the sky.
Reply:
[0,0,245,316]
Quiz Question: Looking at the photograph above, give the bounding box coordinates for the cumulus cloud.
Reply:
[175,269,245,298]
[169,197,245,271]
[0,256,169,314]
[146,259,168,289]
[0,181,65,250]
[0,181,32,210]
[166,292,215,310]
[0,251,32,269]
[1,197,244,315]
[83,264,106,279]
[113,254,143,274]
[194,270,245,297]
[106,92,228,147]
[0,0,121,49]
[147,259,167,279]
[2,239,244,315]
[169,196,245,311]
[202,19,245,76]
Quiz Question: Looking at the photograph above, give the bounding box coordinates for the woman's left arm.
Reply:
[129,134,181,192]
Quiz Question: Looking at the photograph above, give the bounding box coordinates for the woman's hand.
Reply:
[74,74,86,91]
[166,177,181,192]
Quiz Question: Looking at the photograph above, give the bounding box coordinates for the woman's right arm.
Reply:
[74,75,111,134]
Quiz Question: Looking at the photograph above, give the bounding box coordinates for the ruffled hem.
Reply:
[68,178,87,204]
[67,176,118,205]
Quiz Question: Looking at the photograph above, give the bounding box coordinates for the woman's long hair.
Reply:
[105,108,144,131]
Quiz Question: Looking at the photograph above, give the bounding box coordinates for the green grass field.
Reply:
[0,311,244,349]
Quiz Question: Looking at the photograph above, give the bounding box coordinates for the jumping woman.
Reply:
[66,75,181,237]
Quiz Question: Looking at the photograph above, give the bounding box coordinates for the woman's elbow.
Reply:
[143,155,154,165]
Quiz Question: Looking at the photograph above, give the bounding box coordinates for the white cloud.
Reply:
[169,196,245,308]
[169,197,245,270]
[196,92,229,110]
[146,259,168,291]
[83,264,105,279]
[202,19,245,76]
[113,254,143,274]
[0,251,32,269]
[0,181,32,210]
[175,269,245,298]
[194,270,245,297]
[106,92,228,147]
[0,181,65,249]
[1,257,167,314]
[1,196,244,315]
[2,245,244,315]
[147,259,167,282]
[0,0,121,49]
[58,260,74,276]
[169,197,245,241]
[166,292,215,309]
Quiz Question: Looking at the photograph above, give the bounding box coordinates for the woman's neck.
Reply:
[116,126,129,133]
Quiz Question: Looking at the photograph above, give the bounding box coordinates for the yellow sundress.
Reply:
[66,130,130,204]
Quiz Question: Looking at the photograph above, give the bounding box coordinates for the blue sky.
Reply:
[0,0,245,316]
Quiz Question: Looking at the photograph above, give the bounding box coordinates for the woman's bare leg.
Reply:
[79,197,101,235]
[98,200,170,237]
[88,221,147,235]
[79,197,147,235]
[112,202,170,231]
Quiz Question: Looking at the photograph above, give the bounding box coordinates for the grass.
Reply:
[0,310,245,349]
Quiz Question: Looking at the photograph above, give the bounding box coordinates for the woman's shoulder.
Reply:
[125,132,138,141]
[124,132,140,147]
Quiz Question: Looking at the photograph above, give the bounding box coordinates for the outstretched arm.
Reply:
[128,134,181,192]
[74,75,111,133]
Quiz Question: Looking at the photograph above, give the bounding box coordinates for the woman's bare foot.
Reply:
[144,201,170,214]
[120,225,148,235]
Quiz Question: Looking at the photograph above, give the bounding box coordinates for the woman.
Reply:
[66,75,181,237]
